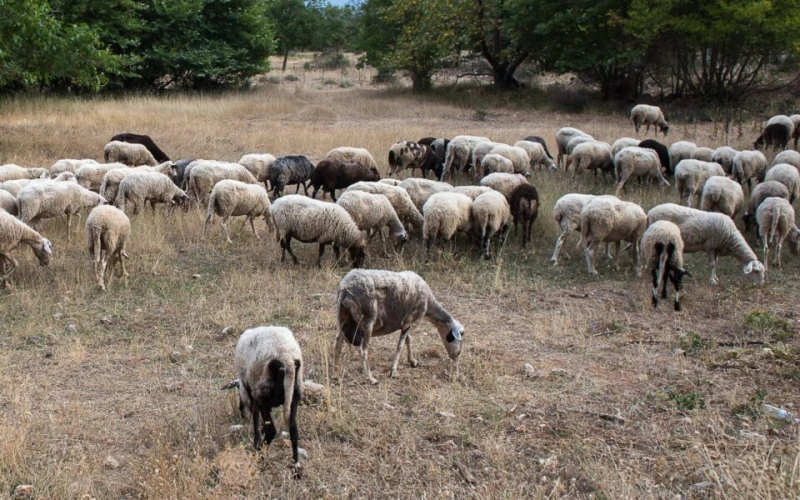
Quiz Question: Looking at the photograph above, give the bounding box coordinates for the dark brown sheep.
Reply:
[754,123,791,151]
[310,159,380,201]
[509,183,539,248]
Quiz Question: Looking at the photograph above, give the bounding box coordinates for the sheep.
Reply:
[203,180,273,243]
[509,183,539,248]
[566,135,595,155]
[388,141,428,177]
[110,133,170,163]
[766,115,794,136]
[630,104,669,136]
[310,159,380,202]
[417,145,444,180]
[222,326,303,467]
[85,205,130,291]
[791,114,800,148]
[612,138,641,158]
[514,140,555,172]
[0,210,52,288]
[555,127,592,168]
[398,178,453,212]
[75,162,129,192]
[470,141,504,176]
[98,162,173,202]
[271,195,367,268]
[569,141,614,183]
[550,194,596,265]
[522,135,553,159]
[187,161,258,205]
[479,154,514,177]
[238,153,276,188]
[479,173,527,202]
[103,141,158,167]
[453,186,492,200]
[17,182,106,238]
[0,172,76,197]
[647,204,765,284]
[700,176,744,220]
[335,269,464,384]
[345,181,424,232]
[169,158,196,189]
[690,147,714,162]
[422,192,473,258]
[754,123,791,151]
[50,159,98,176]
[614,146,669,196]
[641,221,688,311]
[0,190,17,215]
[428,140,449,176]
[324,147,379,173]
[674,159,725,207]
[378,178,402,186]
[638,139,671,175]
[0,165,49,183]
[772,150,800,169]
[743,181,790,232]
[711,146,738,175]
[668,141,697,171]
[441,135,490,180]
[472,190,511,259]
[115,171,189,215]
[756,197,800,271]
[580,196,646,277]
[764,163,800,203]
[336,190,408,253]
[488,145,531,176]
[269,155,314,198]
[418,137,437,146]
[731,150,768,192]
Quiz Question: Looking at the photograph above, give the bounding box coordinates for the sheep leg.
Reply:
[585,241,600,276]
[201,211,214,239]
[650,267,660,308]
[389,327,412,378]
[775,236,785,267]
[288,375,301,468]
[317,244,326,268]
[611,241,621,271]
[708,253,719,285]
[668,270,683,311]
[0,254,17,288]
[632,239,642,277]
[301,182,309,196]
[333,330,346,381]
[359,325,378,385]
[248,218,258,239]
[66,214,73,242]
[281,237,299,265]
[221,216,233,244]
[260,405,277,446]
[550,226,570,265]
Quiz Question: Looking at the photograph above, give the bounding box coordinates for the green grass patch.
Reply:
[744,311,795,341]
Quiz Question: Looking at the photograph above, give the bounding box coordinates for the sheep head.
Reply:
[31,238,53,267]
[439,318,464,361]
[743,260,765,284]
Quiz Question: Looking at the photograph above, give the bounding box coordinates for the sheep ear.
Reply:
[743,261,755,274]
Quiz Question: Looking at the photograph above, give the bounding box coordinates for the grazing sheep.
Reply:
[647,204,765,284]
[324,147,379,173]
[422,192,473,258]
[615,146,669,195]
[772,150,800,169]
[757,197,800,271]
[612,138,641,158]
[271,195,366,268]
[472,190,511,259]
[550,193,597,265]
[690,147,714,162]
[569,141,614,183]
[223,326,303,467]
[766,115,794,137]
[488,145,531,176]
[169,158,195,189]
[522,135,553,159]
[388,141,428,177]
[514,140,555,172]
[674,159,725,207]
[50,159,98,176]
[470,141,504,176]
[98,162,173,202]
[630,104,669,136]
[417,137,436,146]
[17,182,106,238]
[116,171,189,215]
[580,196,646,277]
[85,205,130,291]
[430,138,450,165]
[187,161,258,204]
[346,181,424,232]
[310,159,380,202]
[441,135,490,181]
[378,178,402,186]
[700,176,744,220]
[480,154,515,177]
[336,190,408,253]
[641,221,688,311]
[453,186,492,200]
[269,155,314,198]
[335,269,464,384]
[479,173,527,202]
[0,172,76,197]
[75,162,129,191]
[731,150,768,192]
[754,123,791,151]
[103,141,158,167]
[417,145,444,180]
[743,181,790,232]
[711,146,738,175]
[0,165,49,183]
[566,135,596,156]
[0,190,17,215]
[398,178,453,212]
[110,133,170,163]
[669,141,697,171]
[555,127,592,168]
[509,183,539,248]
[764,163,800,203]
[203,180,273,243]
[238,153,276,187]
[0,210,52,288]
[638,139,671,175]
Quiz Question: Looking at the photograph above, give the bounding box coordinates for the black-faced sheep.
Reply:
[110,133,170,163]
[641,220,689,311]
[310,159,380,202]
[630,104,669,136]
[85,205,130,291]
[269,155,314,198]
[509,183,539,248]
[0,210,52,288]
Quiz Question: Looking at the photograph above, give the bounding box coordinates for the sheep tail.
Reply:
[769,203,780,244]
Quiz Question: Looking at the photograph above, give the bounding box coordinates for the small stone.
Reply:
[298,447,309,459]
[134,308,143,314]
[136,445,147,456]
[673,348,685,356]
[104,456,120,470]
[53,312,63,319]
[523,363,538,379]
[690,481,713,491]
[100,317,112,325]
[44,350,53,359]
[221,326,233,336]
[302,381,326,403]
[191,274,202,280]
[437,411,456,418]
[229,424,245,433]
[27,336,41,345]
[762,348,774,357]
[540,475,549,484]
[65,324,76,333]
[383,403,395,411]
[440,440,457,452]
[168,351,181,363]
[549,368,569,377]
[185,345,193,351]
[13,485,34,498]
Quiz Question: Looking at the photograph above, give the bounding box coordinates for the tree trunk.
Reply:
[411,68,432,91]
[282,47,290,72]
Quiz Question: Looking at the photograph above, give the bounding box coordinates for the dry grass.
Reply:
[0,64,798,499]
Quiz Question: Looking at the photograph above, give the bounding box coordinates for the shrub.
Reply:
[744,311,794,341]
[306,52,351,71]
[548,84,590,113]
[284,74,300,82]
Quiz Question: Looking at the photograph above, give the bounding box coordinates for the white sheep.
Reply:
[668,141,697,169]
[0,171,76,197]
[690,147,714,162]
[422,191,473,258]
[203,180,273,243]
[336,190,408,253]
[0,164,49,183]
[550,193,596,265]
[480,154,514,177]
[731,150,768,192]
[98,162,173,202]
[187,160,258,204]
[238,153,276,187]
[556,127,592,168]
[772,150,800,169]
[85,205,130,291]
[453,185,492,200]
[647,204,765,284]
[641,220,688,311]
[764,163,800,203]
[50,159,98,176]
[674,159,725,207]
[17,182,107,238]
[580,196,646,277]
[743,181,789,232]
[0,190,17,216]
[513,140,555,172]
[115,171,189,215]
[0,210,52,288]
[711,146,738,175]
[398,178,454,212]
[570,141,614,183]
[700,176,744,220]
[479,173,527,202]
[75,162,129,191]
[566,135,596,155]
[756,197,800,271]
[345,181,424,232]
[488,145,531,175]
[378,178,402,186]
[335,269,464,384]
[630,104,669,136]
[612,138,641,158]
[441,135,490,181]
[325,147,379,172]
[472,190,511,259]
[614,146,669,195]
[470,141,504,177]
[271,195,367,268]
[103,141,158,166]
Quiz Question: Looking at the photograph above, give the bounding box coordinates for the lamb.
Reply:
[743,181,790,232]
[103,141,158,167]
[550,194,597,265]
[0,190,17,215]
[0,172,77,197]
[470,141,504,176]
[398,178,453,211]
[513,140,555,172]
[641,221,688,311]
[453,186,492,200]
[756,197,800,271]
[17,182,106,238]
[673,159,725,207]
[638,139,671,175]
[110,133,170,163]
[764,163,800,203]
[324,147,379,173]
[509,183,539,248]
[647,204,765,284]
[471,190,511,259]
[269,155,314,198]
[754,123,791,151]
[772,150,800,169]
[422,192,473,258]
[479,173,527,202]
[203,180,273,243]
[271,195,367,268]
[711,146,738,175]
[238,153,276,188]
[630,104,669,136]
[614,146,669,195]
[75,162,129,191]
[580,196,646,277]
[0,210,52,288]
[0,165,49,183]
[479,154,514,177]
[488,145,531,176]
[612,138,641,158]
[50,159,98,176]
[569,141,614,183]
[555,127,592,168]
[700,176,744,220]
[335,269,464,384]
[522,135,553,159]
[222,326,303,467]
[187,161,258,204]
[336,190,408,252]
[98,162,173,202]
[690,147,714,162]
[731,150,768,192]
[345,181,424,232]
[668,141,697,171]
[388,141,428,177]
[85,205,130,291]
[115,171,189,215]
[441,135,490,180]
[310,159,380,202]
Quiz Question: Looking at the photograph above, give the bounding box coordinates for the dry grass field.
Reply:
[0,71,798,499]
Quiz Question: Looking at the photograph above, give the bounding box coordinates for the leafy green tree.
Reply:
[268,0,316,71]
[467,0,534,88]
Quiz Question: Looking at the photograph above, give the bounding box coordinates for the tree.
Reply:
[267,0,316,71]
[467,0,533,88]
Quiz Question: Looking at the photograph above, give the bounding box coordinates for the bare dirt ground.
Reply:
[0,71,798,499]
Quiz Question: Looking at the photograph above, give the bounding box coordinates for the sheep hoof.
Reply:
[389,370,397,378]
[368,376,379,385]
[409,359,419,368]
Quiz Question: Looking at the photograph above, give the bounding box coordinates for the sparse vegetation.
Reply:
[679,331,715,355]
[666,388,706,412]
[744,310,795,341]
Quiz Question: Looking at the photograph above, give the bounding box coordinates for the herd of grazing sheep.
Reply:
[1,106,800,471]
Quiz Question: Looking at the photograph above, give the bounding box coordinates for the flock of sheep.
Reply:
[2,104,800,470]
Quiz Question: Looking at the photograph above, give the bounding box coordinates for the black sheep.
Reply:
[754,123,790,151]
[110,133,170,163]
[523,135,554,159]
[270,155,315,198]
[310,159,380,201]
[509,184,540,248]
